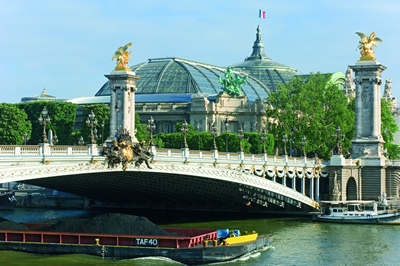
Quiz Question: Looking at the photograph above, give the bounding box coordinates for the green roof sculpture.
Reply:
[218,67,248,97]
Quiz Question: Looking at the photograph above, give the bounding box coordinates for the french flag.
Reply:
[259,10,266,19]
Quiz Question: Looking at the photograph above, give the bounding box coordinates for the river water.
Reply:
[1,208,400,265]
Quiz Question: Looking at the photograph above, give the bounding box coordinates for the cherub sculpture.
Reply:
[356,32,382,61]
[112,42,133,70]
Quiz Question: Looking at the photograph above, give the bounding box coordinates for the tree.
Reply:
[18,101,77,145]
[0,103,32,145]
[267,73,354,159]
[379,99,399,159]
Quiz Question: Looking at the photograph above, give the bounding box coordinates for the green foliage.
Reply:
[242,132,275,155]
[0,103,31,145]
[155,133,182,149]
[135,113,149,142]
[18,101,77,145]
[155,127,274,154]
[380,99,399,159]
[267,73,354,159]
[81,104,110,145]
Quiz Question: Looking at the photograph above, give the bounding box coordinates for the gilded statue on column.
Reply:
[355,32,382,61]
[112,42,133,71]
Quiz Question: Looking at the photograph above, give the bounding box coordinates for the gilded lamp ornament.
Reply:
[356,32,382,61]
[112,42,133,71]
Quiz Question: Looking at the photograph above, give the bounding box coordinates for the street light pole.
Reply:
[147,116,156,146]
[211,123,218,151]
[282,133,288,156]
[22,132,29,145]
[52,134,58,145]
[237,127,244,152]
[181,120,189,148]
[225,118,229,152]
[196,119,201,150]
[332,126,345,155]
[101,120,105,144]
[261,129,267,154]
[86,110,98,144]
[78,136,84,146]
[301,136,307,157]
[115,103,120,135]
[290,127,294,157]
[38,107,50,143]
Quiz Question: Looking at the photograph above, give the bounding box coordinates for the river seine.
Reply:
[1,208,400,265]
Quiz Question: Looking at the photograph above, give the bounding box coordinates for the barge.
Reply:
[0,223,273,265]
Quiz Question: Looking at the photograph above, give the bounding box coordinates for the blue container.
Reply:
[217,229,229,238]
[231,229,240,237]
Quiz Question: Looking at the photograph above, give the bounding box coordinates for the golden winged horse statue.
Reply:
[112,42,133,71]
[356,32,382,61]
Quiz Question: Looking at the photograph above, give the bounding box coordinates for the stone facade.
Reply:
[136,92,269,135]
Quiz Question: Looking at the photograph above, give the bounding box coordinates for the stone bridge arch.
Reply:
[0,162,319,214]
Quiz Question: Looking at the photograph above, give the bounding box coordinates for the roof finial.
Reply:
[42,87,48,95]
[245,26,270,61]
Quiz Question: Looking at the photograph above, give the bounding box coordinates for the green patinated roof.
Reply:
[96,57,272,103]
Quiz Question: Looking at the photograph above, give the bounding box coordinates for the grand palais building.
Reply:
[24,27,349,134]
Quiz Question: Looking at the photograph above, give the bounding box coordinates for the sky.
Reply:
[1,0,399,104]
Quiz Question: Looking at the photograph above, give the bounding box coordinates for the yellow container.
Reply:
[224,233,258,245]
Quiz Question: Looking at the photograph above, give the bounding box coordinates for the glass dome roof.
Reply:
[95,57,271,103]
[229,26,297,92]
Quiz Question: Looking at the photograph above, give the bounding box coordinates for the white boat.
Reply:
[313,194,400,224]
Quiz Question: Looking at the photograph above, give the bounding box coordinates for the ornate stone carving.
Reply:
[331,171,341,201]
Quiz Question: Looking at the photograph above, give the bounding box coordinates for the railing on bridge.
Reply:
[0,145,327,165]
[0,145,104,156]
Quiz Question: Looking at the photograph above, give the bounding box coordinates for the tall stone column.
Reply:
[350,60,386,200]
[105,70,140,145]
[350,61,386,163]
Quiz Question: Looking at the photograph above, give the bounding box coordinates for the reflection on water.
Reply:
[1,209,400,265]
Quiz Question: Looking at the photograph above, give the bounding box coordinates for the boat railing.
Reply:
[0,227,217,249]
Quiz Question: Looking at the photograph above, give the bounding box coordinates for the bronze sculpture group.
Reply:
[104,129,153,171]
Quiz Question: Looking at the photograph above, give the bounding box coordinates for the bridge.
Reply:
[0,144,333,214]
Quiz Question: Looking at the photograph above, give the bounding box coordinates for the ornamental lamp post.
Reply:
[332,126,345,155]
[86,110,98,144]
[78,136,84,146]
[225,118,229,152]
[211,123,218,151]
[290,127,295,157]
[147,116,156,146]
[38,107,50,143]
[115,102,120,132]
[282,133,288,156]
[237,127,244,152]
[22,132,29,145]
[101,120,105,144]
[181,120,189,148]
[261,129,267,154]
[301,136,307,157]
[196,119,201,150]
[52,134,58,145]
